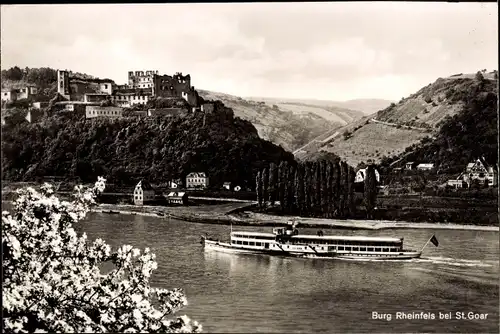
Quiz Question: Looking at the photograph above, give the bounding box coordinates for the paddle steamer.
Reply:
[202,222,437,260]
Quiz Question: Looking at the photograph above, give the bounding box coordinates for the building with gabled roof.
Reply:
[463,157,497,187]
[133,180,156,205]
[416,163,434,171]
[355,168,380,183]
[165,191,188,205]
[186,172,209,189]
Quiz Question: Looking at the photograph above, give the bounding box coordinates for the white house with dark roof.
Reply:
[167,179,181,189]
[355,168,380,183]
[133,180,155,205]
[186,172,209,189]
[165,191,188,205]
[463,158,498,187]
[416,163,434,171]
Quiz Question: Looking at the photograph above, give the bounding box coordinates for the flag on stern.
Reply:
[430,235,439,247]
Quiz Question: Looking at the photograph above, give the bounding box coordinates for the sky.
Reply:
[1,3,497,101]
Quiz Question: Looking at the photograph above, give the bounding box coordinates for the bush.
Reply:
[475,71,485,82]
[2,178,201,333]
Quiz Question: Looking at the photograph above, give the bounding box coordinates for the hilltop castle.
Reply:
[56,69,200,109]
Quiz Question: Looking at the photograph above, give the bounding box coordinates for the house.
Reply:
[1,89,17,102]
[147,108,185,117]
[201,103,215,113]
[186,172,209,189]
[405,162,416,170]
[25,109,44,123]
[463,157,498,187]
[165,191,188,205]
[17,86,38,100]
[223,182,231,190]
[355,168,381,183]
[167,179,181,189]
[32,102,49,109]
[133,180,155,205]
[86,106,123,119]
[416,163,434,171]
[447,179,467,189]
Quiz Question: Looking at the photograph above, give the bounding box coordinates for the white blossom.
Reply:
[2,178,201,333]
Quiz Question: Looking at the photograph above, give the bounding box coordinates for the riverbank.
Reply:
[92,203,499,232]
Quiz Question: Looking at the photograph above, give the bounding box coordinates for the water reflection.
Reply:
[72,214,500,333]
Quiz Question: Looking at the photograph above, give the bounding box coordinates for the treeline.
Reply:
[1,67,57,90]
[1,103,294,189]
[255,160,378,218]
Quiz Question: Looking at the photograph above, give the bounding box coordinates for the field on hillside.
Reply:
[276,103,348,124]
[319,123,430,166]
[248,97,392,115]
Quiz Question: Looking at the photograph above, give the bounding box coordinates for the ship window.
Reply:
[353,247,359,251]
[243,241,248,245]
[338,246,344,251]
[256,242,261,246]
[360,247,366,251]
[249,242,255,246]
[232,240,235,244]
[237,240,242,245]
[383,248,389,252]
[345,247,351,251]
[390,248,396,252]
[368,247,374,252]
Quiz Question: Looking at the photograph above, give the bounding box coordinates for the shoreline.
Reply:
[91,203,500,232]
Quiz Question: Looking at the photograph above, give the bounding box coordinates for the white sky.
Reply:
[1,3,497,101]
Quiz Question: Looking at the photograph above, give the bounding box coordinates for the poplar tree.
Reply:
[268,162,277,205]
[286,164,296,213]
[315,163,322,216]
[364,164,377,219]
[256,171,263,208]
[320,160,328,216]
[279,161,288,212]
[303,163,312,216]
[262,167,269,208]
[325,162,333,218]
[295,164,305,215]
[340,161,349,218]
[332,161,340,217]
[347,165,356,217]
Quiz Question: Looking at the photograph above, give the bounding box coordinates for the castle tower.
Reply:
[57,70,70,98]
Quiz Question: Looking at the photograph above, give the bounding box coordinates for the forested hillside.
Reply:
[1,105,295,188]
[297,71,498,168]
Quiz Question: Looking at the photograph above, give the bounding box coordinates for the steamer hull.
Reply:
[202,230,423,260]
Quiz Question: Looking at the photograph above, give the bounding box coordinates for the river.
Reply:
[71,212,499,333]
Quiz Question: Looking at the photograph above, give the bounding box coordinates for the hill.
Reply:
[247,96,392,115]
[197,90,359,152]
[1,104,295,188]
[332,99,394,115]
[296,71,498,167]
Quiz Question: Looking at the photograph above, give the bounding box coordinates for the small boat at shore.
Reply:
[201,222,438,260]
[103,210,120,214]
